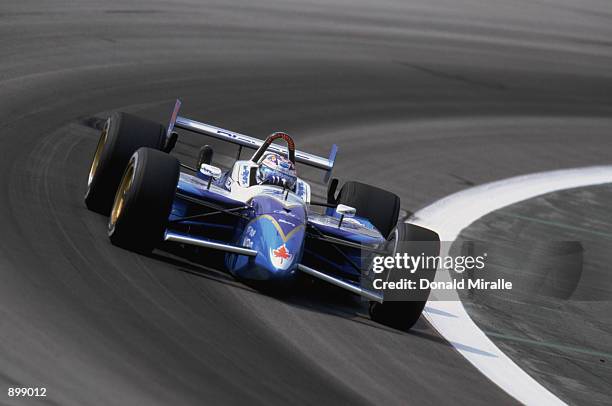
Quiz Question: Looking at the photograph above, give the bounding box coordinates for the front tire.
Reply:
[369,223,440,330]
[108,148,179,253]
[85,112,166,215]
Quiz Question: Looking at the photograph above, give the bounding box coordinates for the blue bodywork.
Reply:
[166,169,385,285]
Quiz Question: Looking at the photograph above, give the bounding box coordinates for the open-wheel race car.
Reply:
[85,100,440,330]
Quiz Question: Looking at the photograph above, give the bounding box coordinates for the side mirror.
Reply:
[336,204,356,228]
[200,164,222,190]
[200,164,222,180]
[336,204,356,217]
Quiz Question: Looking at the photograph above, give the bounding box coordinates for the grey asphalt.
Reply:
[1,0,611,404]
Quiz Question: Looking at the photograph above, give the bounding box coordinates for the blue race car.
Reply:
[85,100,439,330]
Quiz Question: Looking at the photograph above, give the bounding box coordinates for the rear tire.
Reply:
[85,112,166,215]
[369,223,440,330]
[108,148,179,253]
[336,181,400,238]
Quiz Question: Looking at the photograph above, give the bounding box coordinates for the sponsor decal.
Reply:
[247,226,256,237]
[270,243,293,270]
[277,218,295,227]
[241,166,249,185]
[242,236,253,248]
[273,209,298,219]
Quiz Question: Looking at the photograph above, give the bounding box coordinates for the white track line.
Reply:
[409,165,612,405]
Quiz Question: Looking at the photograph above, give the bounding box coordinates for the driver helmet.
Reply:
[257,152,297,189]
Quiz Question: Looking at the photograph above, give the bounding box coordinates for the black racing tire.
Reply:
[336,181,400,238]
[369,223,440,330]
[84,112,166,215]
[108,148,179,253]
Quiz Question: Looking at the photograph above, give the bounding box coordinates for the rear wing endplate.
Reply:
[167,99,337,182]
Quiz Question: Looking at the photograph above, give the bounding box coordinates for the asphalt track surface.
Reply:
[1,0,612,404]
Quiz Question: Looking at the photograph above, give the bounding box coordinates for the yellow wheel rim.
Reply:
[88,119,110,187]
[110,159,135,228]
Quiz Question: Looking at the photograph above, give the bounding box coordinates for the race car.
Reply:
[84,100,440,330]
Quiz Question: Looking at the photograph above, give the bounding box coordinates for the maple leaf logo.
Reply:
[272,244,291,261]
[270,243,293,270]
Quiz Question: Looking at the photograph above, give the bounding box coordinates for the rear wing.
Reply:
[167,99,338,182]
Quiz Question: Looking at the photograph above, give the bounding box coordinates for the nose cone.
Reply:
[259,214,305,279]
[229,194,306,281]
